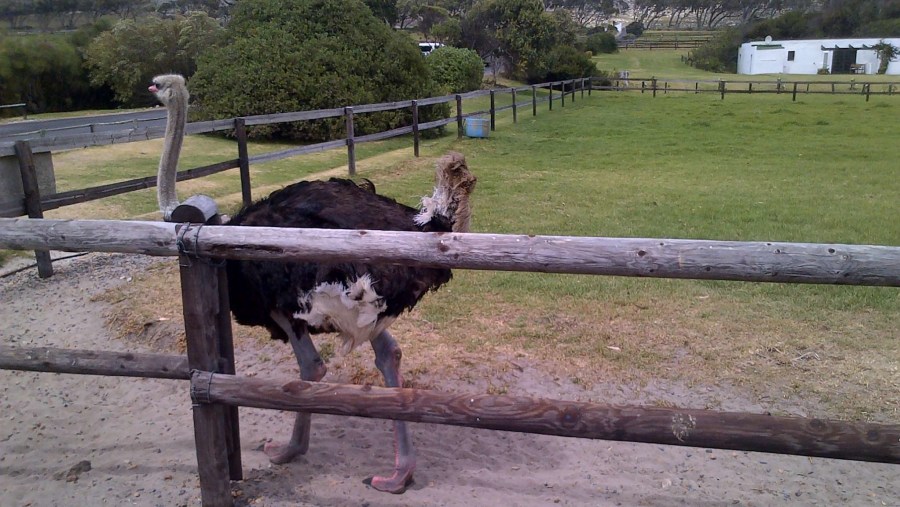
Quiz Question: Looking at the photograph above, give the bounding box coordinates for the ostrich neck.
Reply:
[415,186,472,233]
[157,96,187,220]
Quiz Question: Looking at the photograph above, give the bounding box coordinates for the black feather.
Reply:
[225,179,452,342]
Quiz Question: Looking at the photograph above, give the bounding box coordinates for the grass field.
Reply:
[5,66,898,422]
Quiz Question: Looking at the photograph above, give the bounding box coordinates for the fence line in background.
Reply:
[597,76,898,102]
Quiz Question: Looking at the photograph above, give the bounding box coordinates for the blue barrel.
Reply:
[465,117,490,138]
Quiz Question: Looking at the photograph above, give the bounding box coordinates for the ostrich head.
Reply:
[149,74,189,221]
[415,151,477,233]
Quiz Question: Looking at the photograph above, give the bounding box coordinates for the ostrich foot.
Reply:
[263,441,308,465]
[364,469,414,494]
[263,411,313,464]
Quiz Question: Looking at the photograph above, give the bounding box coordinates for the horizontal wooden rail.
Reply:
[0,218,898,286]
[353,100,414,114]
[190,371,900,464]
[415,95,456,106]
[0,345,189,379]
[355,125,414,144]
[418,117,457,130]
[242,107,345,126]
[247,139,347,165]
[0,160,241,218]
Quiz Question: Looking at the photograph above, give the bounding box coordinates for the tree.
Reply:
[545,0,623,28]
[84,12,222,106]
[872,40,899,74]
[426,45,484,93]
[189,0,448,141]
[0,33,109,114]
[464,0,556,77]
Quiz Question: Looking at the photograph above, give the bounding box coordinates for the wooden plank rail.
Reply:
[0,218,899,286]
[190,371,900,465]
[0,345,189,379]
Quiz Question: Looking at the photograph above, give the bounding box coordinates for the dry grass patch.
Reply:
[97,261,898,423]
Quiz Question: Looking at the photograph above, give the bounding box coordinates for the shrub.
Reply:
[190,0,448,141]
[426,46,484,93]
[0,33,112,115]
[85,13,222,106]
[525,45,597,84]
[585,32,617,54]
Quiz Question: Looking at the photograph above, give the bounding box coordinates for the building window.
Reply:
[787,51,795,61]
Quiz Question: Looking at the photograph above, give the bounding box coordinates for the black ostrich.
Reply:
[149,74,476,493]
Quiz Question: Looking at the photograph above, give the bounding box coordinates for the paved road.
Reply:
[0,108,167,142]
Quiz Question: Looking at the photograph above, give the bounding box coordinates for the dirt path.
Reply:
[1,253,897,506]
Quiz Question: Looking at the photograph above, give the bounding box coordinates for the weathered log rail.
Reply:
[1,344,898,465]
[1,218,898,286]
[0,344,189,379]
[1,215,898,505]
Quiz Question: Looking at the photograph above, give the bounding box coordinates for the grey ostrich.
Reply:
[149,74,476,493]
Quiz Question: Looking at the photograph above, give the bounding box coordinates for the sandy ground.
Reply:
[1,253,898,507]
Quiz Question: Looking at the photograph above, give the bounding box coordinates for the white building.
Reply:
[738,37,900,75]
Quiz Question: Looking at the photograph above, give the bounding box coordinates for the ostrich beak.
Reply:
[149,84,158,93]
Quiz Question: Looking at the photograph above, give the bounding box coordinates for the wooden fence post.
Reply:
[652,78,658,97]
[511,89,517,123]
[490,90,495,131]
[549,84,554,110]
[587,76,592,96]
[234,118,251,207]
[456,95,463,139]
[865,83,871,102]
[411,100,420,157]
[532,86,537,115]
[14,141,52,278]
[561,82,566,107]
[178,223,235,507]
[570,80,575,102]
[581,78,585,98]
[792,82,798,102]
[777,78,783,94]
[344,107,355,176]
[748,82,753,94]
[695,82,699,94]
[719,80,725,100]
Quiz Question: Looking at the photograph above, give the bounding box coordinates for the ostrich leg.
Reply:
[366,330,416,493]
[264,313,327,464]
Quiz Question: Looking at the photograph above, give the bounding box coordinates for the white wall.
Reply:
[738,38,900,75]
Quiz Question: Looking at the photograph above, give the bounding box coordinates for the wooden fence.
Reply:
[619,38,711,50]
[596,76,900,101]
[0,77,590,277]
[0,217,899,506]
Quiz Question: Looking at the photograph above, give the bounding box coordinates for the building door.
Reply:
[831,48,858,73]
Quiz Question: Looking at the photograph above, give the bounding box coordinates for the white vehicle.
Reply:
[418,42,444,56]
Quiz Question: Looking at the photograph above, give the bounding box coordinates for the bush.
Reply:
[625,21,644,38]
[85,13,222,106]
[585,32,617,54]
[525,45,597,84]
[0,32,113,115]
[687,28,743,72]
[190,0,448,141]
[426,46,484,93]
